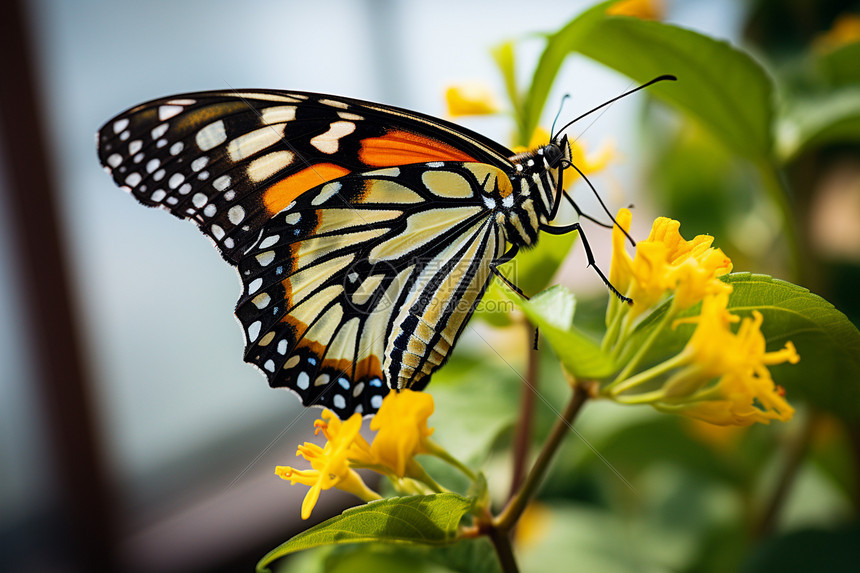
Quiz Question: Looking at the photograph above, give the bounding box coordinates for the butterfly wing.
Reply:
[96,90,514,264]
[235,162,508,416]
[98,90,517,416]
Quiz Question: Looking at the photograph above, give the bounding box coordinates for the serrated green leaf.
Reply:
[523,2,774,161]
[257,494,472,572]
[506,286,616,378]
[776,88,860,161]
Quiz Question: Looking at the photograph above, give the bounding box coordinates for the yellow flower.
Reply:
[610,210,733,318]
[370,389,435,477]
[606,0,665,20]
[276,410,379,519]
[814,13,860,53]
[445,83,500,117]
[656,293,799,426]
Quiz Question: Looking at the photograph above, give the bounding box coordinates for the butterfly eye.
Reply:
[544,143,564,168]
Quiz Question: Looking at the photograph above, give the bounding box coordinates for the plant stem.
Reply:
[753,410,815,539]
[509,321,540,501]
[487,522,520,573]
[757,159,803,282]
[494,381,592,531]
[610,305,675,385]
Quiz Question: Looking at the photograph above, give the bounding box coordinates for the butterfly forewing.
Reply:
[97,90,514,263]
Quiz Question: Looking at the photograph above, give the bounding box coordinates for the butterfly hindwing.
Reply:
[234,163,507,416]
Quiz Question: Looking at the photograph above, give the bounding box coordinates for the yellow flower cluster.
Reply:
[276,390,437,519]
[605,210,799,426]
[609,208,733,320]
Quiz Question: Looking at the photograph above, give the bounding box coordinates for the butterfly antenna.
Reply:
[563,160,636,247]
[554,75,676,138]
[550,94,571,140]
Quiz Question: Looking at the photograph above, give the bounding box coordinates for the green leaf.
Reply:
[257,494,472,572]
[523,2,774,161]
[723,273,860,422]
[491,40,524,142]
[577,14,774,160]
[506,286,616,378]
[776,88,860,161]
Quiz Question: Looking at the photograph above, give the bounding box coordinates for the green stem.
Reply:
[426,441,477,481]
[601,301,626,353]
[494,382,591,531]
[757,159,803,281]
[606,351,687,396]
[752,410,815,539]
[487,523,520,573]
[608,307,676,388]
[509,322,540,500]
[406,460,448,494]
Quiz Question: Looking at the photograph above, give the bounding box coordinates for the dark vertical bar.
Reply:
[0,2,120,572]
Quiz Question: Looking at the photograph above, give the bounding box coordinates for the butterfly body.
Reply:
[98,90,570,417]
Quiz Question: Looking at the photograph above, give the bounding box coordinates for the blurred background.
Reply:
[2,0,859,572]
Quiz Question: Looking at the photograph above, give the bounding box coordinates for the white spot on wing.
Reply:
[228,125,286,161]
[261,105,296,124]
[311,182,341,205]
[191,156,209,171]
[256,251,275,266]
[247,151,294,182]
[248,277,263,293]
[112,118,129,134]
[319,98,349,109]
[213,174,231,191]
[196,120,227,151]
[333,394,346,409]
[125,173,141,187]
[151,123,168,139]
[159,105,183,121]
[310,121,355,154]
[228,205,245,224]
[128,140,142,154]
[170,142,184,155]
[247,321,261,342]
[296,372,310,390]
[259,235,279,249]
[107,153,122,168]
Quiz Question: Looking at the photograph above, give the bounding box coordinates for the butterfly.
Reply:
[97,78,671,418]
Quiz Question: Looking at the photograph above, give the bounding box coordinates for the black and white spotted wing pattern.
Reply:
[98,90,571,417]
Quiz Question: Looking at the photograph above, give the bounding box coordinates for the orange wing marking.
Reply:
[263,163,350,215]
[358,129,477,167]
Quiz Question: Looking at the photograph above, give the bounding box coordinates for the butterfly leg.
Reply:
[490,246,541,349]
[489,245,529,300]
[540,222,632,304]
